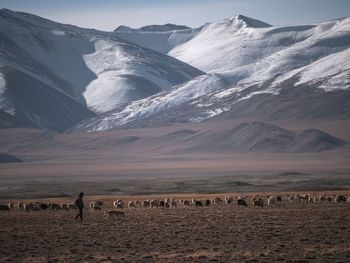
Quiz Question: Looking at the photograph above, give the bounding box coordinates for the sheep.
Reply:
[347,197,350,202]
[159,200,165,208]
[326,197,332,202]
[302,194,310,203]
[24,203,35,212]
[104,210,125,220]
[179,199,184,205]
[49,203,61,210]
[225,196,234,204]
[267,196,276,206]
[135,200,142,207]
[0,204,10,211]
[195,200,203,207]
[319,196,327,202]
[142,200,150,208]
[335,195,347,203]
[213,197,223,205]
[116,200,124,206]
[150,200,159,208]
[17,203,25,209]
[288,195,295,202]
[67,203,77,210]
[205,199,211,206]
[170,200,177,209]
[8,202,14,209]
[237,199,248,207]
[128,201,136,208]
[61,204,69,211]
[191,199,197,205]
[251,196,258,203]
[96,200,103,206]
[253,199,264,208]
[309,196,317,203]
[276,196,282,202]
[113,201,124,209]
[183,200,190,206]
[38,203,48,210]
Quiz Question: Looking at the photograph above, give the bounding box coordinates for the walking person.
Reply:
[75,192,84,222]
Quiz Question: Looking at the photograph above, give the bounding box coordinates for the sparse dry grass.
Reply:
[1,192,350,262]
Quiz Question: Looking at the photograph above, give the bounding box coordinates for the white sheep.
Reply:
[90,200,103,209]
[113,201,124,209]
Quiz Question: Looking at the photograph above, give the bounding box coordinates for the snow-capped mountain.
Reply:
[169,15,350,83]
[0,9,203,131]
[1,9,349,136]
[72,15,350,132]
[114,23,201,54]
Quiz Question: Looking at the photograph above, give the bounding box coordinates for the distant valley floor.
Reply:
[0,120,349,199]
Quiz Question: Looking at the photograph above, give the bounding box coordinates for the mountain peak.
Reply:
[230,14,272,28]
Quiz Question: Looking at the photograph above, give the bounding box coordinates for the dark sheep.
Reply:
[49,203,62,210]
[195,200,203,207]
[0,204,10,211]
[253,199,264,208]
[335,195,347,203]
[205,199,211,206]
[40,203,49,210]
[277,196,282,202]
[237,199,248,207]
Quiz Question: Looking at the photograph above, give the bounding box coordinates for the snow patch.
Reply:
[51,30,65,36]
[295,48,350,91]
[0,69,15,116]
[0,70,6,96]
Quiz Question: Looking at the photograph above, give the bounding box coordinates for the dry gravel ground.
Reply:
[1,193,350,262]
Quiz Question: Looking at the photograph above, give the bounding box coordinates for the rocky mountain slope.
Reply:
[0,9,203,131]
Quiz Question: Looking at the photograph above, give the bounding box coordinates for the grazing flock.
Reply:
[0,194,349,215]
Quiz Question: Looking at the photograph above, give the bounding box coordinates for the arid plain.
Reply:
[1,192,350,262]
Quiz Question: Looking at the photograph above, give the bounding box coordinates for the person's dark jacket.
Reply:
[75,198,84,209]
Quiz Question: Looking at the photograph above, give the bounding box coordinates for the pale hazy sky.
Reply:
[1,0,350,31]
